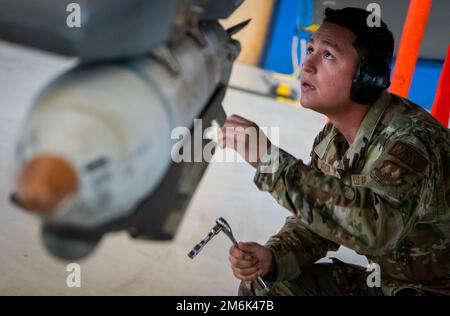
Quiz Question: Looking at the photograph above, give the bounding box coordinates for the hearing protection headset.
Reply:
[350,47,392,105]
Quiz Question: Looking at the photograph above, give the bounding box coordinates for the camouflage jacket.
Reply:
[254,91,450,295]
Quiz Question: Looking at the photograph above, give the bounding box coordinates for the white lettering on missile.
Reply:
[66,263,81,288]
[66,3,81,28]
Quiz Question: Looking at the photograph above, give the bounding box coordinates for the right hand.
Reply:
[228,241,275,281]
[219,115,272,168]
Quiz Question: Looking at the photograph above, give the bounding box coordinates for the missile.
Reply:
[0,0,244,62]
[8,15,243,260]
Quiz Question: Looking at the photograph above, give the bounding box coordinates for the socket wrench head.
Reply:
[216,217,236,244]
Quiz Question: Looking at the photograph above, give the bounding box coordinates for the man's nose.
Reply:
[301,57,316,74]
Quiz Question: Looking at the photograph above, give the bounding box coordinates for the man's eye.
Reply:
[324,51,334,60]
[306,47,313,55]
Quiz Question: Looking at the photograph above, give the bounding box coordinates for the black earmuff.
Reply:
[350,56,391,105]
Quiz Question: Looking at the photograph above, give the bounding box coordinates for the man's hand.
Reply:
[219,115,272,168]
[228,241,275,281]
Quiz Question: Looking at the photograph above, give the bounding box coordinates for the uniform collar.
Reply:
[314,91,392,171]
[314,125,339,160]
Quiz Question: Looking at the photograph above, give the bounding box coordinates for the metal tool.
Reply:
[188,217,270,293]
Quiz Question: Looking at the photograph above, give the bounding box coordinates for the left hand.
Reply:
[228,242,275,281]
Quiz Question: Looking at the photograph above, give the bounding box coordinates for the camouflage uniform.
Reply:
[244,91,450,296]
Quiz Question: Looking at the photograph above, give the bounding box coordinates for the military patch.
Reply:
[317,159,331,174]
[351,174,369,186]
[388,141,428,173]
[372,160,403,185]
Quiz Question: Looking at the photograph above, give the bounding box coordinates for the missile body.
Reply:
[12,21,239,259]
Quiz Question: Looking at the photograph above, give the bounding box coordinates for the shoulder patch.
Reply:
[388,141,428,173]
[372,160,403,185]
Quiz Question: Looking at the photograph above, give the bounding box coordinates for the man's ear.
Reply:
[350,56,390,105]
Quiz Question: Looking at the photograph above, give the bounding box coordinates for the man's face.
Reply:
[300,22,360,114]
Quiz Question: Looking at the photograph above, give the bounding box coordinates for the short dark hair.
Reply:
[323,7,394,64]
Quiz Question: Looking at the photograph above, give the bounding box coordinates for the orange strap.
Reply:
[390,0,432,97]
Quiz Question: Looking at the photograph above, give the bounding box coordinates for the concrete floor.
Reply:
[0,41,367,295]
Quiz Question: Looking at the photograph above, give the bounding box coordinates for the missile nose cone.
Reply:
[15,155,78,213]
